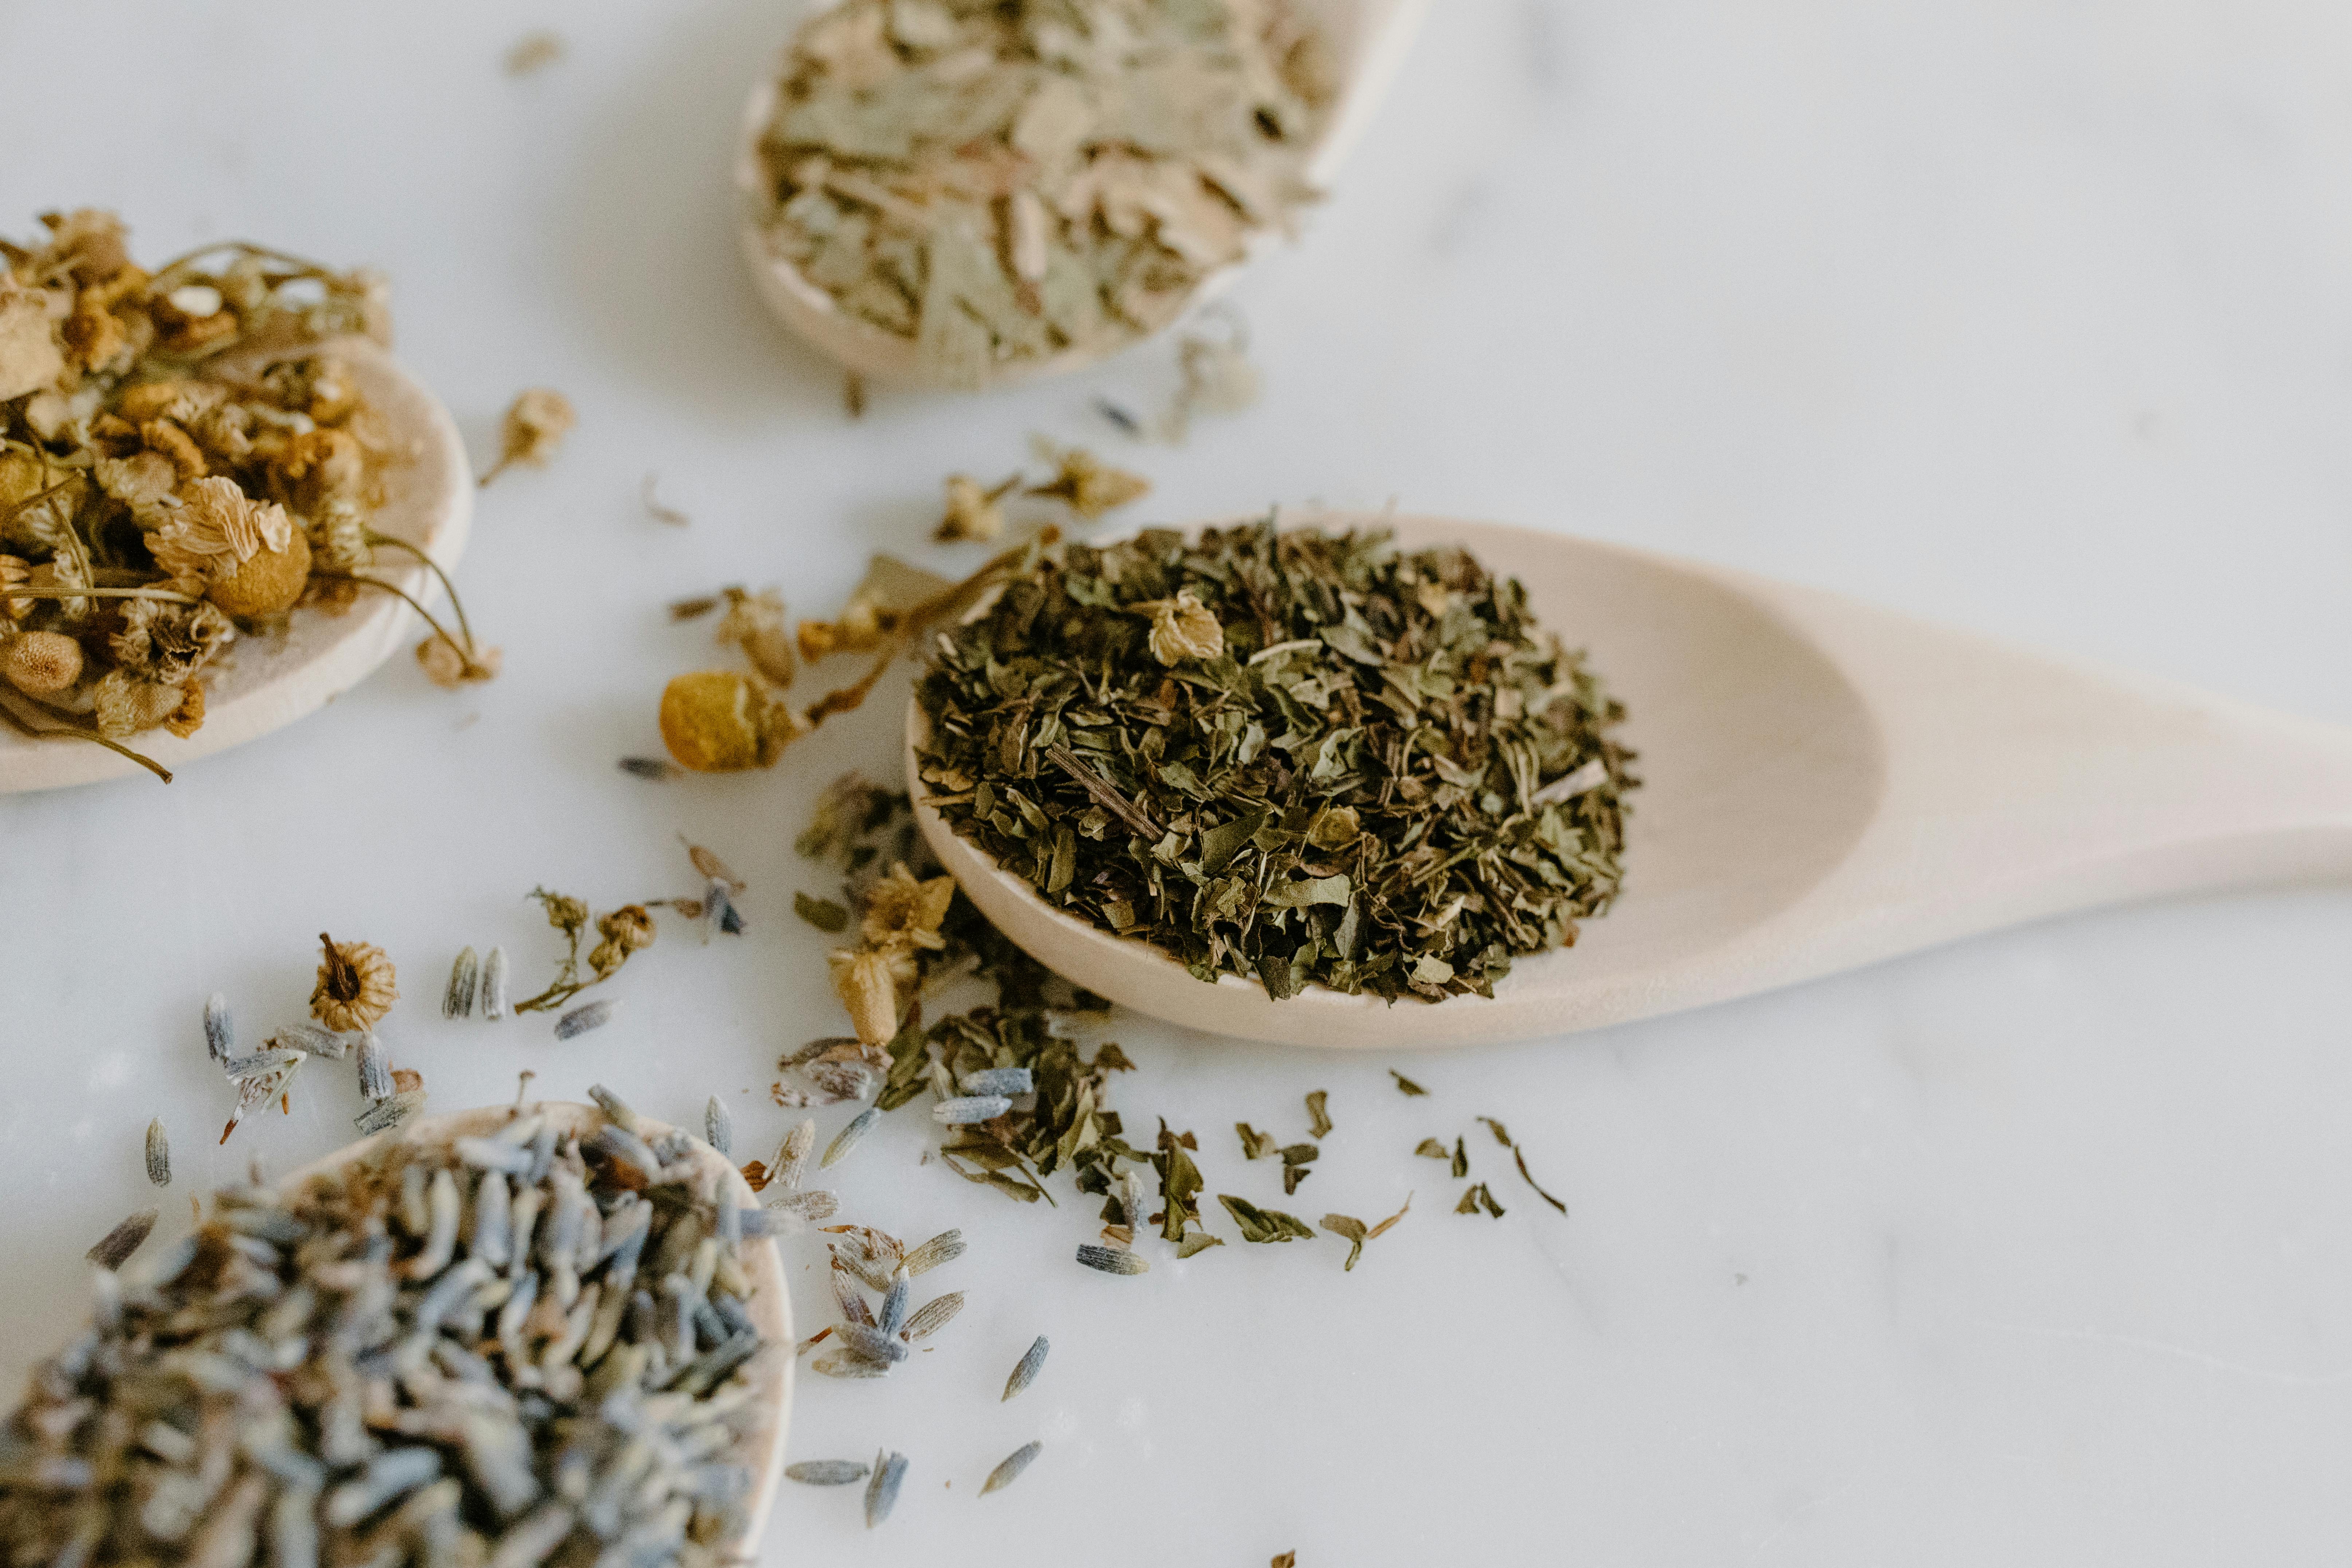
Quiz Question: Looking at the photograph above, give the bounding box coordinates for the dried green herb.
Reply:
[1450,1137,1468,1180]
[1477,1115,1568,1215]
[1217,1194,1314,1243]
[1319,1193,1410,1271]
[794,891,850,933]
[755,0,1334,386]
[1456,1182,1504,1218]
[1152,1121,1209,1245]
[1278,1142,1316,1195]
[1305,1090,1331,1139]
[1390,1071,1428,1096]
[915,522,1636,1001]
[1413,1137,1447,1160]
[1236,1122,1279,1160]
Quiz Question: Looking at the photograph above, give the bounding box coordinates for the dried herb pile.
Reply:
[0,209,490,779]
[0,1101,775,1568]
[914,520,1637,1002]
[755,0,1334,384]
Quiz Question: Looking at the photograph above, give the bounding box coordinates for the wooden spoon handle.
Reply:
[1721,568,2352,988]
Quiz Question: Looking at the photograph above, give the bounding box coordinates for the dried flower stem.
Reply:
[310,571,486,676]
[0,586,201,605]
[143,240,344,299]
[0,692,172,782]
[0,479,77,531]
[362,531,475,649]
[798,526,1059,731]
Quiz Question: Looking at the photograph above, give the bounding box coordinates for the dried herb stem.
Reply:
[0,693,172,782]
[362,530,474,649]
[799,528,1057,730]
[311,571,483,675]
[0,585,200,605]
[1042,743,1163,839]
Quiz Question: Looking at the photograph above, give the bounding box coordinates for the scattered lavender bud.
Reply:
[932,1096,1011,1125]
[554,1000,615,1041]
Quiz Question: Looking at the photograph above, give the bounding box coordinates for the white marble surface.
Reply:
[4,1,2352,1562]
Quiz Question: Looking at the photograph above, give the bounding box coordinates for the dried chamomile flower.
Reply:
[148,477,303,602]
[480,388,575,485]
[91,670,195,738]
[109,597,233,687]
[1144,589,1223,665]
[589,904,656,978]
[0,555,28,626]
[827,947,900,1049]
[715,586,797,687]
[1164,317,1262,440]
[311,933,398,1032]
[2,630,83,696]
[934,474,1015,543]
[0,285,64,403]
[858,863,955,955]
[416,633,503,688]
[658,669,804,772]
[1026,445,1149,520]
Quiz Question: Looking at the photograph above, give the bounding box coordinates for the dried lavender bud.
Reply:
[204,993,234,1064]
[479,946,510,1019]
[902,1292,964,1342]
[1075,1243,1147,1276]
[354,1090,427,1136]
[586,1084,642,1133]
[704,1096,733,1157]
[957,1067,1033,1097]
[618,757,677,781]
[821,1107,879,1170]
[786,1461,870,1486]
[143,1119,169,1187]
[766,1190,838,1224]
[444,948,479,1019]
[270,1021,356,1059]
[876,1270,909,1336]
[806,1060,876,1103]
[1002,1336,1048,1402]
[771,1119,816,1191]
[932,1096,1011,1126]
[554,1000,616,1040]
[703,879,736,944]
[356,1034,392,1102]
[834,1322,910,1365]
[864,1450,907,1529]
[902,1229,963,1276]
[813,1354,889,1381]
[88,1210,157,1270]
[981,1441,1041,1496]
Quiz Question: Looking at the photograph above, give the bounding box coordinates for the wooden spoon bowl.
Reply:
[909,511,2352,1048]
[0,337,471,793]
[734,0,1432,390]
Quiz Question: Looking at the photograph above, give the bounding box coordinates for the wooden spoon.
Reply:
[908,511,2352,1048]
[283,1102,794,1552]
[733,0,1433,390]
[0,337,471,793]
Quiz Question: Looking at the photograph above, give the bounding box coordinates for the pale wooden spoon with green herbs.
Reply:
[908,511,2352,1048]
[733,0,1433,390]
[286,1103,794,1553]
[0,339,471,793]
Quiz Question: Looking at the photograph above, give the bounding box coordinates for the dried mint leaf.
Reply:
[794,892,850,932]
[1217,1194,1315,1243]
[914,521,1636,1004]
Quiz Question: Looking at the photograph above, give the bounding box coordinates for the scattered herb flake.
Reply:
[1217,1194,1315,1243]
